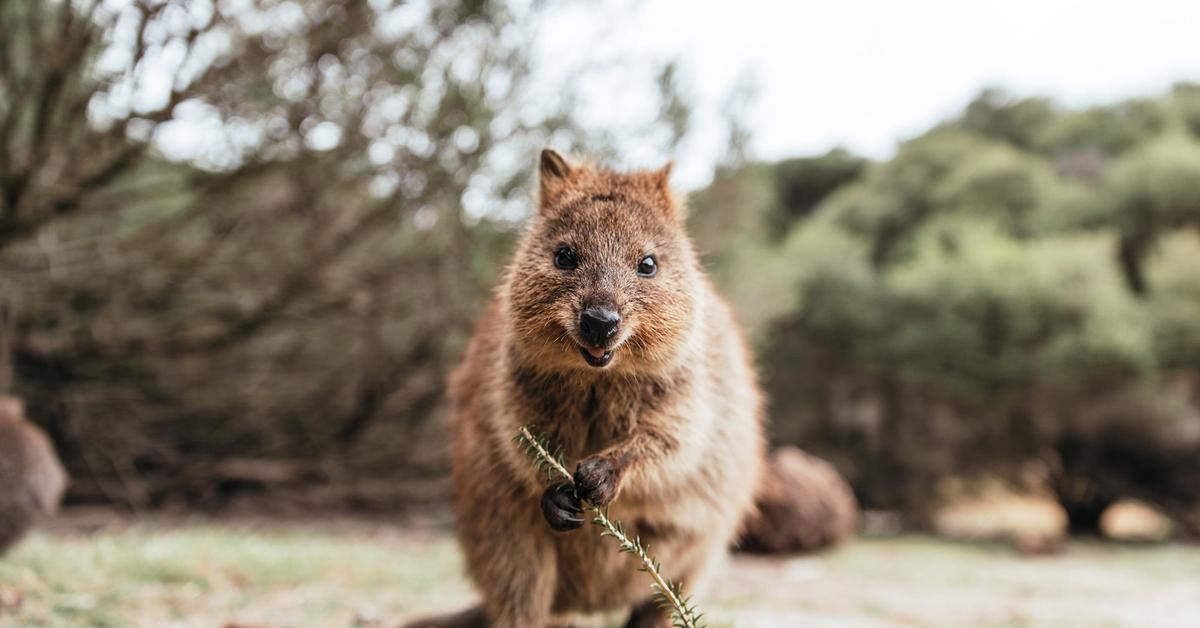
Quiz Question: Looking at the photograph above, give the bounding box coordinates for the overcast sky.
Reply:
[540,0,1200,188]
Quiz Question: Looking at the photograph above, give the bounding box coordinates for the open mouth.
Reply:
[578,344,614,367]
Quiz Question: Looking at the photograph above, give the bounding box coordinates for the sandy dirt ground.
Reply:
[0,509,1197,627]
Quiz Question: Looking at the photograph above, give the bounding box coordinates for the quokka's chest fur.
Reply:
[508,359,691,463]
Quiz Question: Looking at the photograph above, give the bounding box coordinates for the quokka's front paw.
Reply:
[574,456,620,507]
[541,482,584,531]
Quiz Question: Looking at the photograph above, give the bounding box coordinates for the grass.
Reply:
[0,517,470,627]
[1,514,1199,627]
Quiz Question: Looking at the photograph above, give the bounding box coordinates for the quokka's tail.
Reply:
[400,605,487,628]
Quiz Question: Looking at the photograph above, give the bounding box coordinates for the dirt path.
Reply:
[1,513,1198,627]
[714,537,1200,627]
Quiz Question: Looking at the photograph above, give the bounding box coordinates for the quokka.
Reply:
[0,395,67,555]
[408,150,764,628]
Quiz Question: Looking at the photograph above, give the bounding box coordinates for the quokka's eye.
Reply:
[637,254,657,277]
[554,246,577,270]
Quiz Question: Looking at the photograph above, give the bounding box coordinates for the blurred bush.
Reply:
[0,0,687,510]
[689,86,1200,535]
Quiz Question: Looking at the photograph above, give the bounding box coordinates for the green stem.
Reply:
[515,426,704,628]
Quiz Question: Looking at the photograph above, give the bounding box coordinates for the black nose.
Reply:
[579,307,620,347]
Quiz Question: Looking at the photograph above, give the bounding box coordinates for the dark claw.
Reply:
[541,482,583,531]
[574,456,619,507]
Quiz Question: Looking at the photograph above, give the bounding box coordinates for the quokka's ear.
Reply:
[650,161,683,219]
[652,161,674,192]
[541,148,572,179]
[539,149,575,206]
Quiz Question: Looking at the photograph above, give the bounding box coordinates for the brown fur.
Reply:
[737,447,858,554]
[0,396,67,555]
[407,151,764,628]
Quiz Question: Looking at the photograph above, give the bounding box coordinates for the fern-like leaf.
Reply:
[515,425,706,628]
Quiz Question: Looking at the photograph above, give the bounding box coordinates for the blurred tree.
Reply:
[694,87,1200,535]
[0,0,690,509]
[1101,134,1200,295]
[772,149,865,230]
[957,88,1055,151]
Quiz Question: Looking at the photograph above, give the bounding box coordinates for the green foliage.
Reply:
[1102,133,1200,233]
[889,228,1152,396]
[514,425,571,484]
[1171,82,1200,139]
[1146,234,1200,369]
[1037,99,1171,157]
[958,89,1056,150]
[695,87,1200,531]
[773,149,867,226]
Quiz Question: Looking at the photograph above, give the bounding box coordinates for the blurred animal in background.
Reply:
[0,395,67,555]
[738,446,858,554]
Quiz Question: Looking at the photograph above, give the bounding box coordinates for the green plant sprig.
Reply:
[515,425,706,628]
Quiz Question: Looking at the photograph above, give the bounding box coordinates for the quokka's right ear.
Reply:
[539,148,575,207]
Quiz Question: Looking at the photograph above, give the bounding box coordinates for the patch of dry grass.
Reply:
[0,518,469,627]
[1,514,1198,627]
